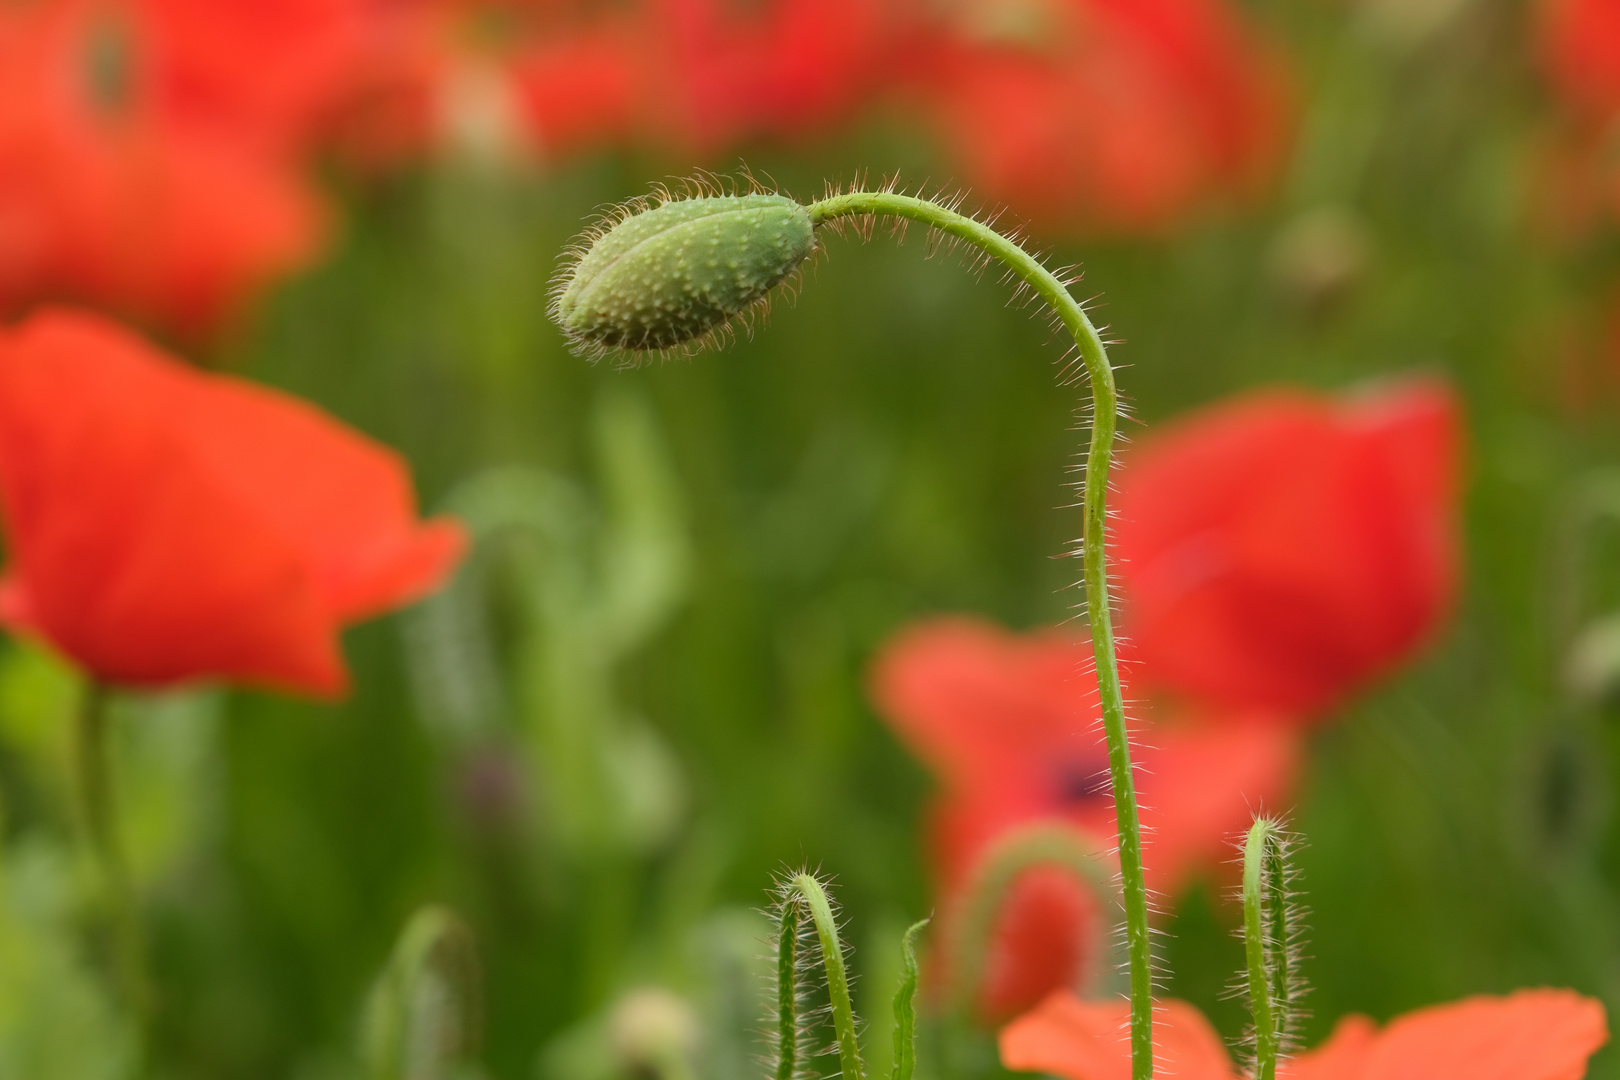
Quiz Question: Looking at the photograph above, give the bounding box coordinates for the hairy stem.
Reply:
[72,685,150,1038]
[777,900,799,1080]
[1242,819,1289,1080]
[787,873,865,1080]
[806,191,1150,1080]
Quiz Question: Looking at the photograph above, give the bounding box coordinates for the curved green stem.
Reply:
[948,823,1120,1022]
[362,905,482,1080]
[807,191,1151,1080]
[892,919,928,1080]
[1242,818,1293,1080]
[787,873,865,1080]
[72,685,150,1041]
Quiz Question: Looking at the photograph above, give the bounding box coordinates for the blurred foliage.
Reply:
[360,906,483,1080]
[4,0,1620,1077]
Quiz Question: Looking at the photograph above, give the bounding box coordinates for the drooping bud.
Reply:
[552,193,816,355]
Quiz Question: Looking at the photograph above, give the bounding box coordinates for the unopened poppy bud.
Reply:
[552,193,816,354]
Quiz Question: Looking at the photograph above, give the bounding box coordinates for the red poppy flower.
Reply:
[0,0,328,335]
[327,2,644,167]
[332,0,893,168]
[0,308,466,698]
[641,0,893,152]
[139,0,391,157]
[1113,379,1463,717]
[870,616,1300,1022]
[1000,988,1608,1080]
[1541,0,1620,124]
[908,0,1289,232]
[1534,0,1620,238]
[507,27,639,157]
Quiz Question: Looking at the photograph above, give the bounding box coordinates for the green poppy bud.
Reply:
[552,193,816,355]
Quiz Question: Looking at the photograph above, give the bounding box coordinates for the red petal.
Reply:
[169,374,465,620]
[1136,705,1301,895]
[1280,1015,1377,1080]
[142,0,375,154]
[1113,381,1462,716]
[509,28,639,156]
[869,617,1105,799]
[922,704,1301,900]
[999,993,1237,1080]
[1336,989,1607,1080]
[912,0,1288,232]
[0,312,342,693]
[0,1,327,336]
[0,309,462,696]
[1541,0,1620,119]
[974,866,1105,1023]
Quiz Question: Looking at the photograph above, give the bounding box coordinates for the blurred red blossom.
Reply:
[1001,987,1608,1080]
[138,0,388,156]
[360,0,897,165]
[1541,0,1620,122]
[641,0,895,151]
[909,0,1290,232]
[357,0,1277,187]
[1535,0,1620,238]
[323,2,645,167]
[1113,379,1463,717]
[870,616,1299,1021]
[0,0,333,335]
[0,309,466,698]
[868,380,1458,1019]
[507,24,640,157]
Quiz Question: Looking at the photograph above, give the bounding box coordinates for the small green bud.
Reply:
[552,193,816,355]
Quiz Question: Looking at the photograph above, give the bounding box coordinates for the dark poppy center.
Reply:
[1054,761,1112,806]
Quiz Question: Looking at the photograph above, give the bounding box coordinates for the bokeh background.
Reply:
[4,0,1620,1077]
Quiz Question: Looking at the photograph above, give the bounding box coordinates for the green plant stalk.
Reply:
[1242,820,1281,1080]
[72,684,150,1037]
[806,191,1151,1080]
[891,919,928,1080]
[1264,839,1292,1040]
[362,905,482,1080]
[777,900,800,1080]
[789,872,865,1080]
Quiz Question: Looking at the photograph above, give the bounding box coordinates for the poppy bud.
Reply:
[552,193,816,354]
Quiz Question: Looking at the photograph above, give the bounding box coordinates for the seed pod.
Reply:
[552,193,816,355]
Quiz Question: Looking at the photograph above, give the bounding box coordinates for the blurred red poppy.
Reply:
[1535,0,1620,238]
[374,0,893,164]
[1001,988,1608,1080]
[326,1,644,166]
[909,0,1289,232]
[1541,0,1620,123]
[507,25,639,157]
[870,616,1299,1022]
[641,0,894,152]
[0,309,466,698]
[1113,379,1463,717]
[0,0,329,335]
[139,0,387,157]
